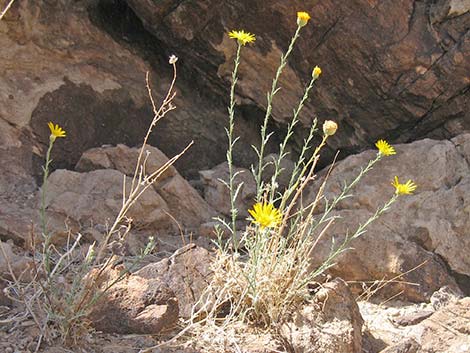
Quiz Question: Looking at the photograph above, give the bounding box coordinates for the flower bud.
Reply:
[323,120,338,136]
[312,66,322,80]
[297,12,311,27]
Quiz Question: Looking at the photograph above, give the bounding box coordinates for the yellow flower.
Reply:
[392,176,417,195]
[323,120,338,136]
[228,30,256,46]
[48,122,66,141]
[312,66,322,80]
[248,202,282,230]
[297,11,311,27]
[375,139,396,156]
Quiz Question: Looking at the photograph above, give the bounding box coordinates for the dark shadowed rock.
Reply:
[125,0,470,158]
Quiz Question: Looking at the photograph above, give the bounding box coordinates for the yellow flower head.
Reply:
[297,11,311,27]
[312,66,322,80]
[323,120,338,136]
[248,202,282,230]
[392,176,417,195]
[375,139,396,156]
[228,30,256,46]
[48,122,66,141]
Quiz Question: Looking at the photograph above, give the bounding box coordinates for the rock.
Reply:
[417,297,470,353]
[281,278,363,353]
[45,144,216,239]
[44,169,176,237]
[76,144,177,181]
[379,338,420,353]
[126,0,469,159]
[2,0,469,215]
[430,285,463,310]
[76,144,215,231]
[392,310,434,327]
[0,241,32,279]
[88,265,178,334]
[135,244,213,318]
[360,282,470,353]
[305,136,470,301]
[85,244,246,344]
[199,162,256,218]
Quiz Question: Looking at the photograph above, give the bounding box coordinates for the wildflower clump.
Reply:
[228,30,256,46]
[392,176,417,195]
[248,202,282,230]
[178,9,419,353]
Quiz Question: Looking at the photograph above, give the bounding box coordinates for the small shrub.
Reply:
[173,10,417,351]
[2,61,191,345]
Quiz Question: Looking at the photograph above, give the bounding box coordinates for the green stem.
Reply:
[311,194,398,279]
[227,43,242,251]
[269,75,318,202]
[40,138,55,276]
[255,25,303,201]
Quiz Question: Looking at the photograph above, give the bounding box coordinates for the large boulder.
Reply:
[126,0,470,157]
[305,134,470,301]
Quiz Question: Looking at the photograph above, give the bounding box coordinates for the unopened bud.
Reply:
[323,120,338,136]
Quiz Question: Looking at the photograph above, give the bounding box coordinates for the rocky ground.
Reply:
[1,136,470,352]
[1,1,469,352]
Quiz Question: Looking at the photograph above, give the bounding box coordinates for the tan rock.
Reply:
[76,144,215,231]
[305,137,470,301]
[281,278,363,353]
[135,244,213,318]
[417,297,470,353]
[88,266,178,334]
[45,169,175,236]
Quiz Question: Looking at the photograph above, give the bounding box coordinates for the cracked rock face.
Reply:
[1,1,468,195]
[125,0,470,155]
[305,134,470,301]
